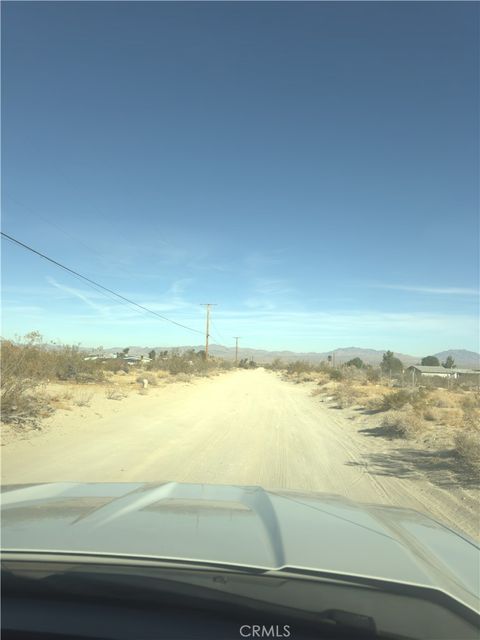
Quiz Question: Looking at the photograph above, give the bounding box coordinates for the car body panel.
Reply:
[1,482,479,611]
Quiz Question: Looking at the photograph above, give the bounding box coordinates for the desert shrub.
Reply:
[286,361,314,375]
[328,369,344,381]
[148,350,219,376]
[136,373,157,386]
[381,390,413,410]
[315,374,330,387]
[74,392,93,407]
[381,410,425,438]
[423,407,439,422]
[342,366,367,384]
[432,395,454,409]
[168,356,192,375]
[1,378,45,425]
[365,366,381,383]
[345,357,364,369]
[102,358,129,374]
[1,336,47,424]
[238,358,258,369]
[269,358,285,371]
[334,384,359,408]
[381,388,429,411]
[364,395,384,411]
[105,387,126,400]
[454,422,480,468]
[438,407,464,428]
[175,373,192,383]
[461,395,480,412]
[54,347,90,380]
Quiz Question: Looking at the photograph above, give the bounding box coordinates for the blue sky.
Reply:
[2,2,479,355]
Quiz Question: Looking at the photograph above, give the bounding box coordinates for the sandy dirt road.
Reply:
[2,369,479,539]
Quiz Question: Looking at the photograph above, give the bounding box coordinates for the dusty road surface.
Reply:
[2,369,479,539]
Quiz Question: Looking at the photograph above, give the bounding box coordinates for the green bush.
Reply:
[329,369,343,381]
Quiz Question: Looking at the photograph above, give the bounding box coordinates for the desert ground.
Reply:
[2,368,478,540]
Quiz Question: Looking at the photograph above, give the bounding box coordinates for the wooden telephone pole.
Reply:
[233,337,241,365]
[201,304,216,359]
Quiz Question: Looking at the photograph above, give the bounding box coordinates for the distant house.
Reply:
[407,365,480,381]
[83,354,118,361]
[406,365,454,379]
[123,355,151,366]
[448,368,480,381]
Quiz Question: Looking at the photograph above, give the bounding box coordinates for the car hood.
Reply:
[1,482,478,610]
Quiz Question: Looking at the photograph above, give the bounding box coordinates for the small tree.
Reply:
[443,355,456,369]
[381,351,403,376]
[148,350,156,361]
[345,357,364,369]
[421,356,440,366]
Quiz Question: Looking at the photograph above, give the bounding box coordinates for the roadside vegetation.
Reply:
[0,333,233,429]
[272,353,480,473]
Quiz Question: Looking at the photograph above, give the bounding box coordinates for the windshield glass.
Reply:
[1,0,479,556]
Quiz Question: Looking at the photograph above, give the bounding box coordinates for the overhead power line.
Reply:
[209,317,226,344]
[1,231,204,336]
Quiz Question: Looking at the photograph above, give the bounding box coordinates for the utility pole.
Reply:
[201,304,216,359]
[233,337,241,365]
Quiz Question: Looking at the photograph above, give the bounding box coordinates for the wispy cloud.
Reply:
[47,277,111,316]
[44,277,201,320]
[244,298,276,311]
[244,251,285,272]
[242,277,294,312]
[253,277,292,296]
[371,284,479,295]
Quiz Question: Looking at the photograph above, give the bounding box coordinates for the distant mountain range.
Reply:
[95,345,480,368]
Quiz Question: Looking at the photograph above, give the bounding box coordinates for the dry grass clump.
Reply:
[423,407,440,422]
[461,395,480,411]
[175,373,192,383]
[454,410,480,468]
[381,389,415,411]
[381,388,430,412]
[74,392,94,407]
[454,429,480,468]
[105,387,127,401]
[381,410,426,438]
[437,407,464,428]
[364,396,384,411]
[334,383,360,408]
[136,373,157,386]
[342,367,368,384]
[433,397,454,409]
